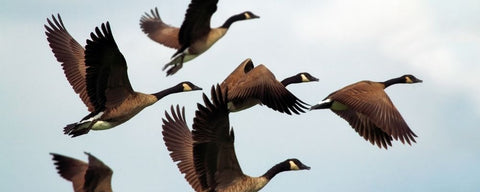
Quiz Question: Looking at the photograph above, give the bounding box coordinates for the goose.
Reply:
[45,15,202,137]
[139,1,259,76]
[221,58,311,115]
[50,152,113,192]
[310,74,422,149]
[162,85,310,192]
[281,72,319,87]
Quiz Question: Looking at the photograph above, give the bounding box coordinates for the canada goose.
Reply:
[140,2,259,76]
[221,58,309,115]
[162,85,310,192]
[50,152,113,192]
[45,15,202,137]
[310,74,423,149]
[281,72,319,87]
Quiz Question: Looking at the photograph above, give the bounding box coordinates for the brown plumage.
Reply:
[162,85,310,192]
[45,15,202,137]
[50,152,113,192]
[140,7,181,49]
[310,74,423,149]
[139,0,259,76]
[221,58,309,115]
[45,14,93,112]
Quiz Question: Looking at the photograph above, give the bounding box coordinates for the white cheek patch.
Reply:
[406,76,413,83]
[244,13,251,19]
[289,160,300,170]
[183,83,192,91]
[301,74,309,82]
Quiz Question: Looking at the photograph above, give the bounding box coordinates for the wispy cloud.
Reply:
[293,0,480,112]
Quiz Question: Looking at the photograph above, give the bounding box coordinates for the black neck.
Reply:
[262,161,290,180]
[281,75,300,87]
[221,14,244,28]
[153,85,182,100]
[383,76,405,88]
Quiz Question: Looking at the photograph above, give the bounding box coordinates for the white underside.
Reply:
[91,120,114,130]
[168,49,199,64]
[76,111,114,131]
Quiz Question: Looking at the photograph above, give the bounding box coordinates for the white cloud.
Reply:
[294,0,480,112]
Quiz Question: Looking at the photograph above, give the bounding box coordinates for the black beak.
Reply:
[251,13,260,19]
[301,164,311,170]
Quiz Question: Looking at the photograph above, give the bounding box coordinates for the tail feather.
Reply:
[63,122,92,137]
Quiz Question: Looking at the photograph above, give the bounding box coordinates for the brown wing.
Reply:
[224,64,308,115]
[45,15,94,112]
[50,153,88,192]
[140,7,181,49]
[83,152,113,192]
[332,109,393,149]
[85,22,134,111]
[192,85,244,191]
[330,81,417,146]
[162,105,203,192]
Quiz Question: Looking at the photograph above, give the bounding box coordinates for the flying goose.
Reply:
[45,15,202,137]
[140,1,259,76]
[50,152,113,192]
[310,74,423,149]
[221,58,310,115]
[281,72,319,87]
[162,85,310,192]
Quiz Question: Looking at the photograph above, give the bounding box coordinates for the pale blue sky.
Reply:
[1,0,479,191]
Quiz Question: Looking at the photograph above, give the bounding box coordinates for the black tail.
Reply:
[63,122,91,137]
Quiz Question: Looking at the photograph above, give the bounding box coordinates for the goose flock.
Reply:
[46,0,422,191]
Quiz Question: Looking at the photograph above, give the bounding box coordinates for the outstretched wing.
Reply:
[83,152,113,192]
[192,85,243,191]
[140,7,181,49]
[50,153,88,192]
[45,14,94,111]
[84,22,134,111]
[330,81,417,148]
[162,105,203,192]
[178,0,218,47]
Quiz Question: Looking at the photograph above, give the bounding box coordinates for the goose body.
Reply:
[162,85,310,192]
[45,15,201,137]
[140,1,259,76]
[310,74,422,149]
[220,58,311,115]
[50,152,113,192]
